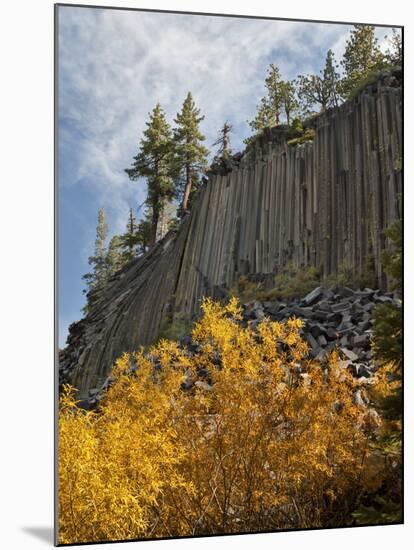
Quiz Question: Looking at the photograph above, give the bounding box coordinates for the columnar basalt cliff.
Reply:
[60,71,402,398]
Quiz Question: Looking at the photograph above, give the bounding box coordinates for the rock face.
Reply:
[60,71,402,398]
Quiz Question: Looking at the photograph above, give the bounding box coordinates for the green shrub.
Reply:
[157,315,192,342]
[347,69,383,100]
[381,220,402,290]
[231,265,321,303]
[325,256,376,290]
[287,128,315,147]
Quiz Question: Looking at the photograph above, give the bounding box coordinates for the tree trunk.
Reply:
[128,209,134,256]
[181,163,192,212]
[149,162,161,247]
[150,201,160,247]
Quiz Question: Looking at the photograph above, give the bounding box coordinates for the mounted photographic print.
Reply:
[56,3,403,545]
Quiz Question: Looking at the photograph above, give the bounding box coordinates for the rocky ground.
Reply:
[241,285,400,377]
[68,285,400,410]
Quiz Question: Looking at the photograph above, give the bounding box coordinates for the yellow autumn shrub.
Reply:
[59,297,380,544]
[58,354,193,544]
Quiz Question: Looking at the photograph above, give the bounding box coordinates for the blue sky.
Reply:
[58,5,395,347]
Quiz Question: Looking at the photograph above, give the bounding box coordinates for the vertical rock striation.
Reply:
[60,71,402,398]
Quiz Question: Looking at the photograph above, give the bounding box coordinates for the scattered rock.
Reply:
[254,308,265,321]
[331,302,351,313]
[358,320,372,332]
[318,334,328,347]
[354,389,367,407]
[325,327,338,340]
[337,287,355,298]
[353,334,371,348]
[309,323,323,338]
[306,333,320,351]
[327,312,343,324]
[303,286,324,306]
[340,347,359,362]
[315,349,328,361]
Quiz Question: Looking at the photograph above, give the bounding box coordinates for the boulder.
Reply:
[331,301,351,313]
[302,286,324,306]
[254,308,265,321]
[354,389,367,407]
[318,334,328,347]
[312,310,329,322]
[326,327,338,341]
[339,335,349,347]
[337,287,355,298]
[340,347,359,362]
[315,301,332,312]
[315,349,328,361]
[306,332,320,351]
[358,320,372,332]
[326,312,343,324]
[352,334,371,348]
[291,306,313,318]
[309,323,323,338]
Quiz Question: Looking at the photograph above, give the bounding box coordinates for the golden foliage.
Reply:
[59,298,388,544]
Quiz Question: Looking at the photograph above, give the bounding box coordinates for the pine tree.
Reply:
[125,103,175,247]
[106,235,124,276]
[384,28,402,66]
[119,208,139,262]
[280,80,299,126]
[341,25,385,98]
[82,208,109,310]
[212,122,232,162]
[110,209,152,268]
[248,97,273,133]
[323,49,342,107]
[264,64,283,125]
[248,66,301,133]
[173,92,209,213]
[249,64,284,132]
[297,49,342,113]
[136,216,152,255]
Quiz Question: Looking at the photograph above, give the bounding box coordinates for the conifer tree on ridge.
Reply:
[125,103,176,247]
[173,92,209,213]
[82,207,109,312]
[341,25,385,98]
